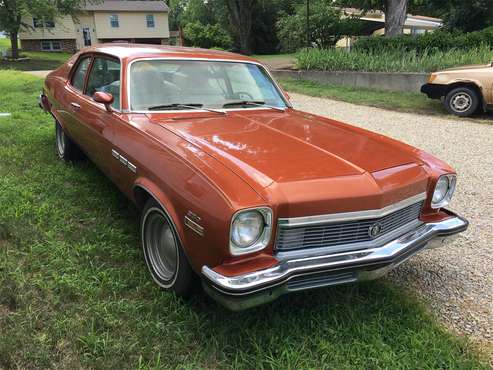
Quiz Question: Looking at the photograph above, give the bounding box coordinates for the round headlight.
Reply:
[231,211,264,248]
[432,176,449,204]
[431,175,456,209]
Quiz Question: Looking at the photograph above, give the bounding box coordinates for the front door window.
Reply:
[83,27,92,46]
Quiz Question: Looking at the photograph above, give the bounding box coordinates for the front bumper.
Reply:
[202,211,468,310]
[421,83,447,99]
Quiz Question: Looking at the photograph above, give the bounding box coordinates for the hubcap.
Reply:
[56,124,65,156]
[144,210,178,282]
[450,92,472,113]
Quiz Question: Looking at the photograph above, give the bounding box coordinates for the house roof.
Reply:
[342,8,442,29]
[82,0,169,12]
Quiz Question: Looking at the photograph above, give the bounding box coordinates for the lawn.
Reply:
[0,38,71,71]
[278,78,445,115]
[0,70,489,369]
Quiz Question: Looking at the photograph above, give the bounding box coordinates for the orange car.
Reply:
[421,64,493,117]
[40,44,468,310]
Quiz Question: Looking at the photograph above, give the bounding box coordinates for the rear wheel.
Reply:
[55,121,84,161]
[141,199,196,297]
[444,87,480,117]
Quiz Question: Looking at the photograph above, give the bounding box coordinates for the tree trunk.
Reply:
[385,0,408,37]
[10,31,19,59]
[225,0,255,54]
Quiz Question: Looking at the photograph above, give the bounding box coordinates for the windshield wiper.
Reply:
[147,103,225,115]
[222,100,286,112]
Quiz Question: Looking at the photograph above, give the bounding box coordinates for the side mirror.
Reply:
[93,92,114,112]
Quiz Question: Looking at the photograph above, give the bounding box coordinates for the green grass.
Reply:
[279,78,445,115]
[0,70,489,369]
[296,46,493,73]
[0,38,70,71]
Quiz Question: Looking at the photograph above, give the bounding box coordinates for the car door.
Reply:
[73,55,123,175]
[58,54,92,141]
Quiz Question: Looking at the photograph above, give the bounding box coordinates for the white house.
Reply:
[19,0,170,52]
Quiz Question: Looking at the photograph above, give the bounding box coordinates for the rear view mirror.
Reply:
[93,92,114,112]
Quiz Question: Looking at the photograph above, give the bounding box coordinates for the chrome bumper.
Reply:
[202,211,468,311]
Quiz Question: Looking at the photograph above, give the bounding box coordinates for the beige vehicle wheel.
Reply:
[444,87,480,117]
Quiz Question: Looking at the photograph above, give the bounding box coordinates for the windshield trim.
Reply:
[125,57,292,113]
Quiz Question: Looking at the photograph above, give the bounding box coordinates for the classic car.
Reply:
[39,44,468,310]
[421,63,493,117]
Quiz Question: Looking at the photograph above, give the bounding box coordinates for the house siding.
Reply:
[19,15,77,40]
[93,12,169,39]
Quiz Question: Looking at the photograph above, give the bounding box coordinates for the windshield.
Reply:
[129,60,288,111]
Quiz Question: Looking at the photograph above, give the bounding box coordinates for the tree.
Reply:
[336,0,411,37]
[277,1,363,52]
[0,0,95,59]
[223,0,256,54]
[183,21,233,49]
[414,0,493,32]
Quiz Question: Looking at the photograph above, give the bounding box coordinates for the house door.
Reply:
[83,27,92,46]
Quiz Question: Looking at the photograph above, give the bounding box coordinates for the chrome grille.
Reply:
[275,201,423,252]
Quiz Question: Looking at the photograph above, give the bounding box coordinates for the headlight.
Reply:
[230,207,272,255]
[431,174,456,209]
[428,74,438,83]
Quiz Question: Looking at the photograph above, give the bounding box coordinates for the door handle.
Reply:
[70,102,81,110]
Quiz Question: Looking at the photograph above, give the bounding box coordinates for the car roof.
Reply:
[80,43,259,64]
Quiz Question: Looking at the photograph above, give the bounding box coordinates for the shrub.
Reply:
[295,45,493,73]
[276,1,364,53]
[353,27,493,53]
[183,22,233,50]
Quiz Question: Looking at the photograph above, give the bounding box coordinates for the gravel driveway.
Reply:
[291,93,493,350]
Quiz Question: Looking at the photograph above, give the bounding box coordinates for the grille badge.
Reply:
[368,223,383,238]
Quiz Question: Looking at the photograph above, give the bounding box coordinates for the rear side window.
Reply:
[71,56,91,91]
[86,57,121,110]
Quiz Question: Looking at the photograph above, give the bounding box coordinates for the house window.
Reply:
[110,14,119,28]
[146,14,155,28]
[33,17,55,28]
[41,41,62,51]
[41,41,52,50]
[33,18,43,28]
[44,19,55,28]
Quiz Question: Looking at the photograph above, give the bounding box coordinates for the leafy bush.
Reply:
[183,21,233,50]
[295,45,493,73]
[354,27,493,53]
[276,1,363,53]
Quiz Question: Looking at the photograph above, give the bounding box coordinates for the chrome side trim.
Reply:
[184,216,205,237]
[201,212,468,310]
[278,192,427,227]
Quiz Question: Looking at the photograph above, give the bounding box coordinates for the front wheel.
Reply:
[141,199,196,297]
[444,87,480,117]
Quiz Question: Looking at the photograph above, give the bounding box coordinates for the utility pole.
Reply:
[306,0,310,47]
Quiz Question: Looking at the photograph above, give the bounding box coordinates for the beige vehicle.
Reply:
[421,64,493,117]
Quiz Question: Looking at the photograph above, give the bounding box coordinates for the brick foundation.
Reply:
[20,39,77,53]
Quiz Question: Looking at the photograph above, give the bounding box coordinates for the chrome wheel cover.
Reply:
[450,92,472,113]
[144,209,178,282]
[56,124,66,156]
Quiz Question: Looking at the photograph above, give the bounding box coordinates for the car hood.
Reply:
[439,63,492,72]
[149,109,423,193]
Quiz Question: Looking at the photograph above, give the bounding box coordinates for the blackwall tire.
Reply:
[444,87,480,117]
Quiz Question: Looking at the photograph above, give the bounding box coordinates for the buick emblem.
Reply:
[369,223,383,238]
